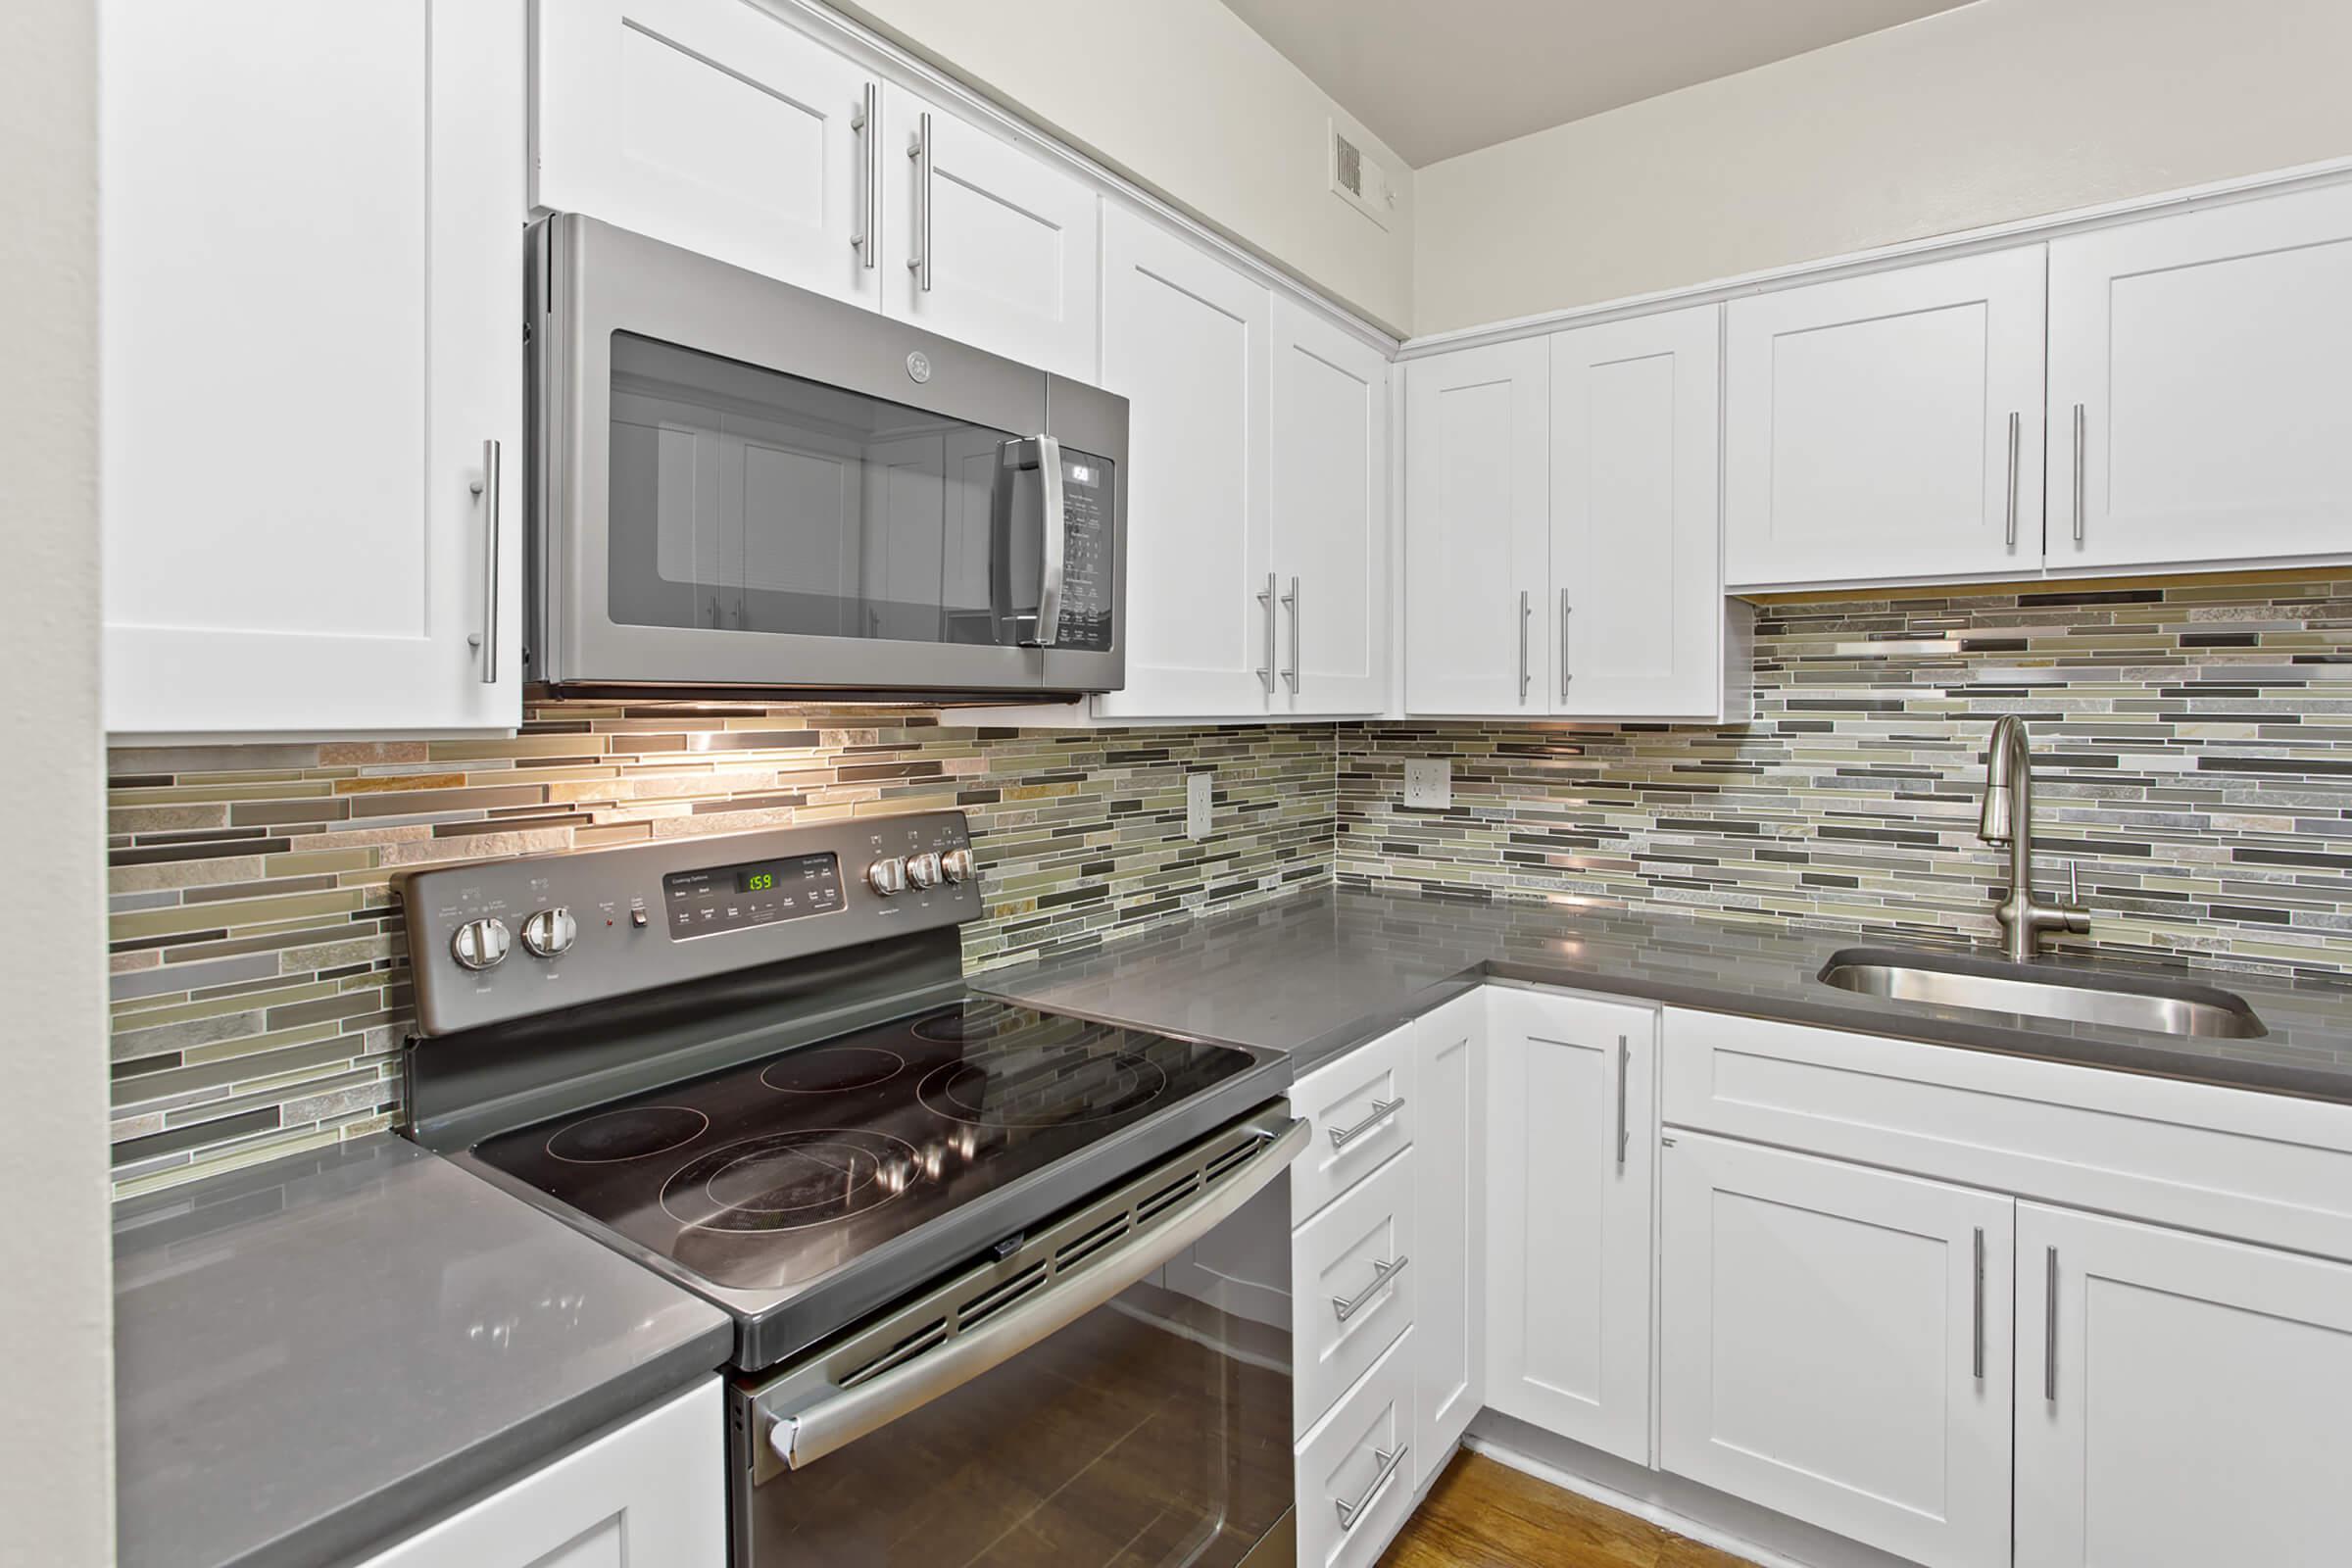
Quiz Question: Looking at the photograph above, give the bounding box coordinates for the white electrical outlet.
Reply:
[1402,759,1450,809]
[1187,770,1212,839]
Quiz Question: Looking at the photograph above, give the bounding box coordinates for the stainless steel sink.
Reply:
[1816,947,2267,1039]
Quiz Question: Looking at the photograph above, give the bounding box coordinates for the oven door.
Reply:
[532,215,1125,696]
[729,1106,1304,1568]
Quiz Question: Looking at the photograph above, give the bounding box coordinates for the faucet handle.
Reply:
[2061,859,2090,935]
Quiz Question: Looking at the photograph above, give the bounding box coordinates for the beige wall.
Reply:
[829,0,1415,333]
[0,0,115,1560]
[1413,0,2352,334]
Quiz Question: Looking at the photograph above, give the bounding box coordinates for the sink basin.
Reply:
[1816,947,2266,1039]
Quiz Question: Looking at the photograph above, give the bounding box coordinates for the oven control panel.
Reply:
[395,811,981,1037]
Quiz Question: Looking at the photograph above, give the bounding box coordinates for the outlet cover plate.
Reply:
[1187,770,1212,839]
[1403,759,1450,809]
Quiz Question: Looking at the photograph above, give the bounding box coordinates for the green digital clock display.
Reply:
[736,868,777,894]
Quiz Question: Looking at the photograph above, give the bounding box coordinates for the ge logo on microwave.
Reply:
[906,351,932,384]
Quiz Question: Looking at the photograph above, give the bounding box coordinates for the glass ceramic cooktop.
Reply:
[470,999,1260,1293]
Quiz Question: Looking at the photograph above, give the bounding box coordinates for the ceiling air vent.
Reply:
[1329,122,1395,231]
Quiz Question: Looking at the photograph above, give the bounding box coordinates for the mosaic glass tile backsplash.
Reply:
[107,710,1332,1196]
[107,578,2352,1193]
[1340,579,2352,978]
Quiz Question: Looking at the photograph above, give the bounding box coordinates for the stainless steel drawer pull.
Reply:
[1517,590,1531,702]
[1560,588,1573,701]
[466,438,501,684]
[2003,411,2020,549]
[1331,1255,1409,1324]
[2044,1244,2060,1401]
[906,110,933,292]
[1614,1034,1630,1168]
[851,81,878,268]
[1327,1097,1403,1151]
[1334,1444,1409,1531]
[1254,571,1277,695]
[1281,575,1300,695]
[2072,403,2086,544]
[1971,1226,1986,1380]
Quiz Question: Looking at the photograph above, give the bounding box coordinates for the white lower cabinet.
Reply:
[1293,1149,1417,1436]
[359,1379,722,1567]
[2016,1202,2352,1567]
[1483,988,1654,1463]
[1296,1328,1419,1568]
[1658,1133,2013,1568]
[1410,993,1485,1488]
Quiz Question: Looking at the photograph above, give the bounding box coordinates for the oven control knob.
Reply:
[521,906,576,958]
[866,857,908,897]
[941,848,977,884]
[906,852,943,890]
[451,916,511,972]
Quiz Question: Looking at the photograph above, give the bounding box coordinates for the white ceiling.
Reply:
[1220,0,1979,168]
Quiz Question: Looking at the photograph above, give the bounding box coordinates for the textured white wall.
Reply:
[0,0,114,1560]
[1413,0,2352,333]
[829,0,1415,333]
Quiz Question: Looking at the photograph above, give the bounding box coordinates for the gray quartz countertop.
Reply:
[976,885,2352,1103]
[114,1134,734,1568]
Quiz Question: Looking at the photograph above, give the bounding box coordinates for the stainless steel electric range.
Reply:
[395,810,1303,1568]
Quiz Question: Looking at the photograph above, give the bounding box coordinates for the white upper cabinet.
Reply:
[1269,295,1391,717]
[1095,209,1273,718]
[535,0,881,307]
[1548,306,1737,719]
[1404,340,1550,715]
[102,0,524,735]
[2049,182,2352,573]
[1485,989,1655,1465]
[2015,1203,2352,1568]
[1725,247,2046,589]
[1659,1134,2014,1568]
[880,85,1100,379]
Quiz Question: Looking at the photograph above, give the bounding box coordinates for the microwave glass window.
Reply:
[608,332,1007,647]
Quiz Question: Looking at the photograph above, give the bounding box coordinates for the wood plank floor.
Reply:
[1377,1452,1756,1568]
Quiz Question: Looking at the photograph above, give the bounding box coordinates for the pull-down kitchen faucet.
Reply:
[1979,715,2089,962]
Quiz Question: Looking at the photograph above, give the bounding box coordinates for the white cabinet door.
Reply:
[1094,210,1273,718]
[2017,1203,2352,1568]
[360,1380,722,1567]
[1658,1134,2012,1568]
[1269,295,1391,717]
[534,0,880,307]
[1403,340,1549,715]
[1725,247,2046,589]
[881,85,1100,379]
[1484,988,1653,1464]
[102,0,523,735]
[1548,304,1726,718]
[2049,182,2352,573]
[1411,991,1485,1488]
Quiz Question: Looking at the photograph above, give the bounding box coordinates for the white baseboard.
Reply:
[1462,1412,1922,1568]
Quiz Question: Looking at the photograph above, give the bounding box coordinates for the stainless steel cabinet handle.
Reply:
[1034,435,1064,648]
[1335,1444,1408,1530]
[851,82,878,268]
[1254,572,1277,695]
[1517,590,1531,702]
[1560,589,1573,702]
[1327,1097,1403,1151]
[1971,1226,1986,1380]
[1280,575,1300,695]
[2044,1244,2059,1401]
[1614,1034,1630,1168]
[1331,1254,1409,1323]
[2003,411,2020,549]
[466,438,501,684]
[2072,403,2086,544]
[906,110,933,292]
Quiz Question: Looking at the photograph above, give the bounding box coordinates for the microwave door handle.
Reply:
[768,1112,1309,1471]
[1033,434,1064,648]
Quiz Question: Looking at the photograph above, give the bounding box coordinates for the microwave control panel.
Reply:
[1053,449,1114,652]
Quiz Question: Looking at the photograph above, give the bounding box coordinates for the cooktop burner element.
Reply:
[467,998,1262,1295]
[759,1046,906,1095]
[545,1105,710,1164]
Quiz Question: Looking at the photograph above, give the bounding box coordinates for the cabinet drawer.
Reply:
[1296,1327,1418,1568]
[1290,1024,1415,1224]
[1293,1148,1417,1438]
[1662,1007,2352,1262]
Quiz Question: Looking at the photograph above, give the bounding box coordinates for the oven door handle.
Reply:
[769,1111,1308,1471]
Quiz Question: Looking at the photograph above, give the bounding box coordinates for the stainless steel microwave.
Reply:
[526,216,1126,698]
